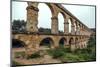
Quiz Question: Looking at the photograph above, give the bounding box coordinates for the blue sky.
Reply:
[12,1,95,31]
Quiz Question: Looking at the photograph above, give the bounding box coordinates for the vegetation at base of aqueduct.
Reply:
[47,35,96,62]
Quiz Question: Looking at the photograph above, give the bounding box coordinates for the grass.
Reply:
[60,53,80,62]
[14,51,25,58]
[12,60,22,66]
[47,47,70,59]
[47,42,96,63]
[27,51,41,59]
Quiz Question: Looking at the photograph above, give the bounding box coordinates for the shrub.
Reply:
[52,51,64,58]
[78,53,90,61]
[14,51,25,58]
[47,47,72,59]
[74,48,92,54]
[59,46,71,53]
[12,60,21,66]
[47,48,65,59]
[60,53,81,63]
[27,52,41,59]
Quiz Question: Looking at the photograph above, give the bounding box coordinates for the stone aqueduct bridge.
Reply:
[13,2,92,55]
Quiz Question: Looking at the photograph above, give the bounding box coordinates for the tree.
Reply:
[12,20,26,32]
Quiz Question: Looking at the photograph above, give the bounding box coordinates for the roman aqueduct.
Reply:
[12,2,92,55]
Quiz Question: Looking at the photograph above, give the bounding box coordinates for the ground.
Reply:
[12,48,61,65]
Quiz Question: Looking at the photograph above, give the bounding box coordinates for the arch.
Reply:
[45,3,56,15]
[12,39,26,48]
[74,21,78,26]
[79,36,82,42]
[83,44,85,48]
[60,12,66,19]
[73,22,76,32]
[78,23,82,34]
[75,37,78,45]
[81,44,84,48]
[58,12,65,32]
[69,18,73,24]
[59,37,66,47]
[78,23,81,28]
[74,21,78,32]
[69,37,74,45]
[76,22,80,35]
[75,37,78,43]
[38,3,52,30]
[68,18,72,33]
[81,36,84,42]
[39,37,54,49]
[75,37,79,48]
[83,36,85,41]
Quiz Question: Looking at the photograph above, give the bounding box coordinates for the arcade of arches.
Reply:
[12,2,92,55]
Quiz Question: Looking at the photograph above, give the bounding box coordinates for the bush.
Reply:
[14,51,25,58]
[47,48,66,59]
[27,52,41,59]
[12,60,21,66]
[78,53,90,61]
[74,48,92,54]
[52,51,64,58]
[59,46,71,53]
[47,36,96,62]
[60,53,81,63]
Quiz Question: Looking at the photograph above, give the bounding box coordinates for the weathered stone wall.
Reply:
[13,33,89,55]
[26,2,92,35]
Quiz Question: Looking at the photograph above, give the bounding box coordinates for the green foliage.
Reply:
[87,35,96,61]
[27,52,41,59]
[87,35,96,48]
[15,51,25,58]
[55,46,71,52]
[39,27,51,34]
[47,48,65,59]
[74,48,92,54]
[12,20,63,34]
[72,35,96,61]
[12,20,26,32]
[47,35,96,62]
[12,60,22,66]
[60,53,81,62]
[78,54,90,60]
[38,27,64,34]
[47,47,71,59]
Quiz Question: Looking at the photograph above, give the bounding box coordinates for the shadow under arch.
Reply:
[39,37,54,49]
[75,37,79,48]
[75,37,78,44]
[12,39,26,48]
[60,12,66,19]
[59,37,67,47]
[69,37,74,45]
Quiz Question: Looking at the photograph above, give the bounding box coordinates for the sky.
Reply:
[12,1,95,32]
